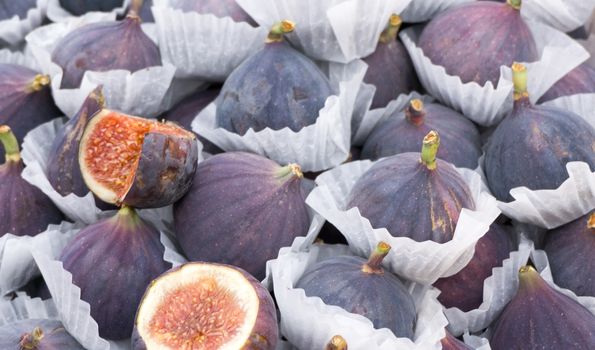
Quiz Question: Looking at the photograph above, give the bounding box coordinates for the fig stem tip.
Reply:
[267,20,295,43]
[363,241,391,274]
[0,125,21,162]
[421,131,440,170]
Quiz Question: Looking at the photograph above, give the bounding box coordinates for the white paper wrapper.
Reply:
[400,0,471,23]
[305,159,501,284]
[541,93,595,129]
[0,293,60,324]
[268,237,448,350]
[237,0,411,63]
[0,48,39,69]
[579,34,595,67]
[521,0,595,33]
[400,20,589,126]
[462,333,491,350]
[0,0,47,46]
[46,0,130,23]
[192,60,366,172]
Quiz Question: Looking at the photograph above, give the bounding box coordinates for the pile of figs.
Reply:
[1,0,594,349]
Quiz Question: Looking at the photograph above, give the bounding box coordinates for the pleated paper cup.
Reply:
[0,0,48,46]
[46,0,130,23]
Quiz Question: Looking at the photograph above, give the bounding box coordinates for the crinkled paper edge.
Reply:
[46,0,130,23]
[0,0,48,46]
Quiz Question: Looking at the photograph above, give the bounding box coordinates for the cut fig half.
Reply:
[79,109,198,208]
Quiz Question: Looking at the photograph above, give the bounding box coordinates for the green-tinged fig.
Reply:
[0,0,37,20]
[441,331,472,350]
[0,319,84,349]
[174,0,256,25]
[0,126,63,237]
[490,265,595,349]
[538,62,595,103]
[216,21,333,135]
[296,242,417,338]
[348,131,475,243]
[59,0,124,16]
[326,335,348,350]
[485,63,595,202]
[132,262,278,350]
[174,151,311,280]
[78,109,198,208]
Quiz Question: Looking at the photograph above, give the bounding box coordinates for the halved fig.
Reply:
[79,109,198,208]
[132,262,278,350]
[0,319,85,350]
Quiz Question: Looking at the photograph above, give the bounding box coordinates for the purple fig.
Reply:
[347,131,475,243]
[58,0,124,16]
[441,331,473,350]
[174,151,311,280]
[0,319,84,350]
[216,21,333,135]
[174,0,256,26]
[485,63,595,202]
[538,62,595,103]
[361,99,482,168]
[363,14,420,109]
[296,242,417,339]
[490,265,595,349]
[59,206,171,340]
[0,125,63,237]
[0,0,37,20]
[418,0,538,86]
[135,0,154,22]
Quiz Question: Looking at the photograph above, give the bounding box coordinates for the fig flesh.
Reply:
[58,0,124,16]
[0,319,84,350]
[174,151,311,280]
[174,0,256,25]
[216,21,333,135]
[79,109,198,208]
[132,262,278,350]
[441,331,473,350]
[538,62,595,103]
[0,0,37,20]
[295,242,417,338]
[348,131,475,243]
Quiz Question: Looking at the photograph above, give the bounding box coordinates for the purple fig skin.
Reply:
[543,211,595,297]
[0,319,85,350]
[58,0,124,16]
[538,63,595,103]
[175,0,257,26]
[361,100,482,169]
[136,0,154,22]
[131,262,278,350]
[0,0,37,20]
[434,223,513,311]
[51,15,162,89]
[441,331,473,350]
[59,207,171,340]
[418,1,538,86]
[490,266,595,349]
[174,151,311,280]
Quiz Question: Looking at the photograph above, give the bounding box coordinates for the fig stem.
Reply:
[266,20,295,43]
[276,163,303,179]
[420,131,440,170]
[0,125,21,163]
[512,62,529,101]
[507,0,522,10]
[379,14,402,44]
[518,265,544,292]
[326,335,348,350]
[90,85,106,109]
[129,0,144,16]
[26,74,50,93]
[362,241,391,274]
[405,99,426,126]
[19,327,44,350]
[588,213,595,229]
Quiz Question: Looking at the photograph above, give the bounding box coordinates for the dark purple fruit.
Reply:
[434,223,513,311]
[361,99,482,168]
[132,262,278,350]
[0,319,84,349]
[490,265,595,349]
[174,151,311,280]
[135,0,154,23]
[296,242,417,339]
[59,206,171,340]
[0,0,37,20]
[363,14,420,109]
[0,126,63,237]
[78,109,198,208]
[441,331,473,350]
[538,62,595,103]
[51,14,161,89]
[216,21,333,135]
[485,63,595,202]
[418,0,538,86]
[347,131,475,243]
[326,335,348,350]
[543,211,595,297]
[59,0,124,16]
[175,0,256,26]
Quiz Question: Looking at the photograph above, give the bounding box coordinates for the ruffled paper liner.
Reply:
[152,0,268,80]
[462,333,491,350]
[400,20,589,126]
[0,293,60,324]
[0,47,39,70]
[192,60,366,172]
[578,34,595,67]
[265,237,449,350]
[25,12,176,118]
[400,0,471,23]
[46,0,130,23]
[0,0,47,46]
[541,93,595,129]
[236,0,411,63]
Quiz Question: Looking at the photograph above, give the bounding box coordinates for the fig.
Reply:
[361,99,482,168]
[0,0,37,20]
[0,319,84,349]
[543,211,595,297]
[132,262,278,350]
[174,151,311,280]
[363,15,420,109]
[78,109,198,208]
[326,335,348,350]
[51,13,161,89]
[216,21,334,136]
[295,242,417,339]
[434,223,513,311]
[484,63,595,202]
[59,206,171,340]
[136,0,154,22]
[174,0,256,26]
[347,131,475,243]
[418,0,538,86]
[58,0,124,16]
[538,62,595,103]
[441,331,472,350]
[0,126,63,237]
[490,265,595,349]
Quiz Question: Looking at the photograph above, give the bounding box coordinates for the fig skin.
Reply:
[434,223,513,312]
[58,0,124,16]
[441,331,473,350]
[0,0,37,20]
[174,151,311,280]
[0,319,85,350]
[538,62,595,103]
[361,99,482,169]
[543,211,595,297]
[347,131,476,243]
[296,242,417,339]
[175,0,256,26]
[51,14,161,89]
[216,21,333,136]
[418,0,538,86]
[490,266,595,349]
[484,63,595,202]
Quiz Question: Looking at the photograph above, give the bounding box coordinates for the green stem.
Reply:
[275,163,303,179]
[379,14,402,44]
[19,327,44,350]
[266,20,295,43]
[115,205,142,228]
[420,131,440,170]
[0,125,21,163]
[405,99,426,126]
[362,241,391,274]
[26,74,50,93]
[518,265,543,292]
[512,62,528,101]
[507,0,522,10]
[326,335,348,350]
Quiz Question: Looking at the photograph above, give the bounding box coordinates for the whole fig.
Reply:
[0,319,84,349]
[538,62,595,103]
